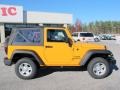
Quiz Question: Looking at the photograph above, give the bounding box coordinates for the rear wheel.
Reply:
[15,58,37,80]
[87,57,110,79]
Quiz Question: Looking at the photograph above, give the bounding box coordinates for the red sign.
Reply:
[0,4,23,23]
[0,7,17,16]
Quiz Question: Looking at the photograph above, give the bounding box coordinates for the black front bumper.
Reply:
[4,57,12,66]
[109,59,116,64]
[107,54,116,65]
[104,50,116,64]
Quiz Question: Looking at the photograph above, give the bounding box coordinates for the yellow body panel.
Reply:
[8,46,47,64]
[7,27,106,66]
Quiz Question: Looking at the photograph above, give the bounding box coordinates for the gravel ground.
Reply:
[0,40,120,90]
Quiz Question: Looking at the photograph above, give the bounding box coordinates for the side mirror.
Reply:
[67,38,73,47]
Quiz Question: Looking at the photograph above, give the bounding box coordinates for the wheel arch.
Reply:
[80,50,112,66]
[11,50,45,66]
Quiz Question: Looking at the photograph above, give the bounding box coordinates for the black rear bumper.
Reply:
[4,57,12,66]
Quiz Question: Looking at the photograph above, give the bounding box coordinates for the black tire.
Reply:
[15,58,37,80]
[87,57,110,79]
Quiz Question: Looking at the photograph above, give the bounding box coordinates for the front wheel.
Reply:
[87,57,110,79]
[15,58,37,80]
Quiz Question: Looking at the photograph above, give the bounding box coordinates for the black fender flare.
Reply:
[80,50,112,66]
[11,50,45,65]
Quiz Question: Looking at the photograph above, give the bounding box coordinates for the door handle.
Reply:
[45,46,53,48]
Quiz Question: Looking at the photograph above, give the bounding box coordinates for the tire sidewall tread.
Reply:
[15,58,37,80]
[87,57,110,79]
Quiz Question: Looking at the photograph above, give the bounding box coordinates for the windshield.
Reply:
[80,33,93,37]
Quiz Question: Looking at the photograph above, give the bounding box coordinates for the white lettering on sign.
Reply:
[0,4,23,23]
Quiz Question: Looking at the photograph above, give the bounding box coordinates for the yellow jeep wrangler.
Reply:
[4,27,116,79]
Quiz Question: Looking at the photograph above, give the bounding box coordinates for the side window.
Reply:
[13,29,41,44]
[47,30,67,42]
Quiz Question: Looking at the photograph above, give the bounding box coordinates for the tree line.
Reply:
[70,20,120,34]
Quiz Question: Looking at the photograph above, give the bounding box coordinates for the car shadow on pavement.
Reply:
[36,64,119,79]
[36,68,54,78]
[36,67,87,78]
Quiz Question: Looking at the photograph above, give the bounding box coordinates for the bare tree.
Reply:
[75,19,82,32]
[71,25,76,33]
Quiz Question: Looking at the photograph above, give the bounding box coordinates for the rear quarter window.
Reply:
[12,29,43,45]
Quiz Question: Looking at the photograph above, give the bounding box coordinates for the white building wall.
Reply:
[0,4,73,24]
[0,4,73,44]
[0,4,23,23]
[26,11,73,24]
[0,24,5,43]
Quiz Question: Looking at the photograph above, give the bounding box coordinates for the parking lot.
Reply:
[0,40,120,90]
